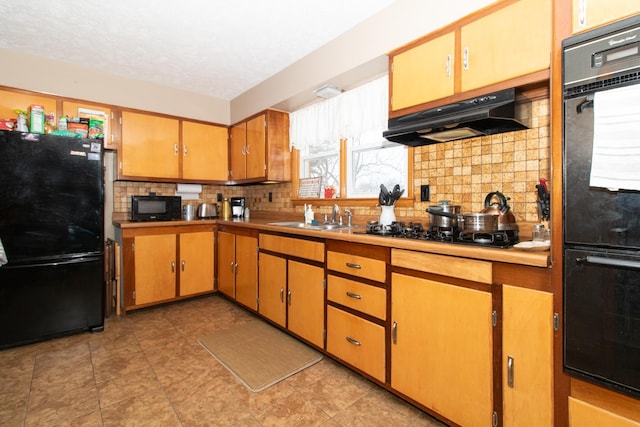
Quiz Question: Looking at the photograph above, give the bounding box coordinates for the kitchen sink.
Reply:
[268,221,351,231]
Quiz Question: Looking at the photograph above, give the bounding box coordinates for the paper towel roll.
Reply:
[176,183,202,193]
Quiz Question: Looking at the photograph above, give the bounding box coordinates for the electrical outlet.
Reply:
[420,185,430,202]
[217,193,222,202]
[268,192,273,202]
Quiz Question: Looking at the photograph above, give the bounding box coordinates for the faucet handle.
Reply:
[344,208,352,226]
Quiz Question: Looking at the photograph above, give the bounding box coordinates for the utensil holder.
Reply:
[379,205,396,226]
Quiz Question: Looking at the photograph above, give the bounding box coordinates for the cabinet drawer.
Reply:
[392,249,492,284]
[327,275,386,320]
[327,251,386,282]
[260,234,324,262]
[327,306,385,382]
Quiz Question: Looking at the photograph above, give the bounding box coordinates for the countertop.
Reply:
[114,217,550,268]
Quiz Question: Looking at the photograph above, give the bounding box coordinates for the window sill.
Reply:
[291,197,415,208]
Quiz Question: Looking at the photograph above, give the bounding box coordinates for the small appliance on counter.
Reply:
[196,202,218,219]
[230,197,245,218]
[131,193,181,222]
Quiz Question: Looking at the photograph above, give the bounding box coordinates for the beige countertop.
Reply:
[114,216,550,268]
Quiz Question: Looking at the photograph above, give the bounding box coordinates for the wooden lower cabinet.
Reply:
[217,229,258,310]
[258,234,325,348]
[133,234,177,305]
[502,284,553,427]
[391,272,494,427]
[326,305,385,382]
[569,396,640,426]
[178,231,215,297]
[119,226,215,311]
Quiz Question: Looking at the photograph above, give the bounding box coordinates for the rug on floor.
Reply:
[198,320,323,392]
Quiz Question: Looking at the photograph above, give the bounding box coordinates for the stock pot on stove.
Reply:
[426,208,499,233]
[426,200,460,228]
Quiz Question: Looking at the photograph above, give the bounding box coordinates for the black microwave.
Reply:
[131,194,181,222]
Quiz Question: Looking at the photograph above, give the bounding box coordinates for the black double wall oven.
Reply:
[563,14,640,398]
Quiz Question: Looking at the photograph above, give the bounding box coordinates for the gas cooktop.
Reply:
[363,221,519,248]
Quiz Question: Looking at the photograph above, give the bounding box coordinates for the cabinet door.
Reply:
[121,111,180,179]
[134,234,176,305]
[182,121,228,181]
[391,272,493,427]
[235,234,258,310]
[502,285,553,427]
[217,231,236,298]
[573,0,640,33]
[460,0,551,92]
[391,32,455,111]
[229,122,246,180]
[245,114,266,179]
[569,397,640,427]
[258,253,287,327]
[288,260,325,348]
[327,306,385,382]
[0,89,57,127]
[179,231,214,297]
[62,101,114,149]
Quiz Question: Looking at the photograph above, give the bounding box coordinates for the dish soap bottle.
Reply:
[305,205,314,225]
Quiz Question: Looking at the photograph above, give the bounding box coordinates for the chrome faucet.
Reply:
[344,208,352,227]
[330,204,340,224]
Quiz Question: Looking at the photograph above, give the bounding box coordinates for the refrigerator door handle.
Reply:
[577,255,640,270]
[1,255,102,269]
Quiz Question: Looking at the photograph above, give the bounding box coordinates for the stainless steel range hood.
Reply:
[383,88,528,146]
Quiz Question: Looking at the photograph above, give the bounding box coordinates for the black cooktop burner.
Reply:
[365,221,518,248]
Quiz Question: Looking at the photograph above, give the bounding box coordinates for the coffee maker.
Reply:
[230,197,245,218]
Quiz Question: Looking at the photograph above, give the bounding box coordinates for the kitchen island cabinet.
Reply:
[116,224,215,312]
[217,226,258,310]
[391,249,494,427]
[572,0,639,33]
[258,233,325,348]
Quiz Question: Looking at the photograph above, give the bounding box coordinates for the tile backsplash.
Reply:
[114,97,549,225]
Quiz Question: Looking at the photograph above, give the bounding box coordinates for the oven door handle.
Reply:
[576,94,594,114]
[578,255,640,270]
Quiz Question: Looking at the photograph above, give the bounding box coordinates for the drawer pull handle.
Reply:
[287,289,292,306]
[346,291,362,299]
[181,260,185,271]
[507,355,515,388]
[280,287,284,303]
[346,336,361,346]
[346,262,362,269]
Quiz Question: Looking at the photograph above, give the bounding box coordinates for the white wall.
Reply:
[0,48,230,124]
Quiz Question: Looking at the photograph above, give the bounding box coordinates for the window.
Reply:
[290,76,409,200]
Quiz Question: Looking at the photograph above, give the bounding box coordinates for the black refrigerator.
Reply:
[0,130,104,349]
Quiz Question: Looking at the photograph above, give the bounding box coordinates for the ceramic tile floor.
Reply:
[0,295,448,426]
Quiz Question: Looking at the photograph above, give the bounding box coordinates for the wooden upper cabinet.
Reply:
[391,31,455,112]
[246,114,266,179]
[229,110,290,183]
[120,111,180,179]
[460,0,551,92]
[0,89,57,128]
[62,101,115,150]
[230,121,247,180]
[573,0,639,33]
[388,0,551,114]
[181,121,228,181]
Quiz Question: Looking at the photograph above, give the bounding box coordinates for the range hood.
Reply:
[383,88,528,146]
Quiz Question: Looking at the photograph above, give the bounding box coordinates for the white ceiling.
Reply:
[0,0,394,101]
